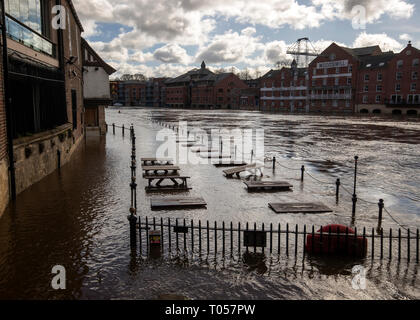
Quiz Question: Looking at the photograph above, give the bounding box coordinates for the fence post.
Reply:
[122,124,125,136]
[251,150,254,163]
[57,149,61,169]
[377,199,384,234]
[352,156,359,219]
[301,165,305,182]
[273,157,276,171]
[128,208,137,249]
[106,123,108,133]
[336,178,340,200]
[113,123,115,135]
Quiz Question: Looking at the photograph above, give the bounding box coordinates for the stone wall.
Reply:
[13,124,83,195]
[0,43,9,217]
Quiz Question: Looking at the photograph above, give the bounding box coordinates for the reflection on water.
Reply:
[0,109,418,300]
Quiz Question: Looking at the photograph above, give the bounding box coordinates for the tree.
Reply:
[121,74,134,81]
[133,73,147,81]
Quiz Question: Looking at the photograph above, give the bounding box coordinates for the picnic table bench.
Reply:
[223,163,263,178]
[145,175,191,192]
[244,181,293,192]
[268,202,333,214]
[142,165,180,176]
[151,197,207,210]
[140,158,173,166]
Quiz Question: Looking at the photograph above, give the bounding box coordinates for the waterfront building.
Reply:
[0,0,86,216]
[165,61,249,109]
[260,60,309,113]
[82,38,116,135]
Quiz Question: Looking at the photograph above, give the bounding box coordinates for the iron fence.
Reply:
[137,217,419,263]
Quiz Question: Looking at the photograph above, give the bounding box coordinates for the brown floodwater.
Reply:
[0,108,418,300]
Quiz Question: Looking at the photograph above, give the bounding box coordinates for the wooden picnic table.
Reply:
[145,175,191,192]
[223,163,263,178]
[140,158,173,166]
[151,197,207,210]
[268,202,333,214]
[142,165,180,176]
[244,181,293,191]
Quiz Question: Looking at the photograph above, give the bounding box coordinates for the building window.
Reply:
[411,83,417,91]
[396,72,402,81]
[347,78,352,85]
[363,96,368,103]
[376,95,381,103]
[377,73,382,81]
[324,68,327,75]
[412,72,418,80]
[364,74,369,81]
[364,85,369,92]
[345,100,350,107]
[281,72,285,79]
[322,78,327,86]
[397,60,403,68]
[413,59,419,67]
[335,78,339,85]
[336,67,340,74]
[313,69,317,75]
[333,100,338,107]
[376,85,382,92]
[396,84,401,91]
[348,66,353,72]
[322,100,326,107]
[312,80,316,86]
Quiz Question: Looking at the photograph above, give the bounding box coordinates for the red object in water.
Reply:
[306,224,368,257]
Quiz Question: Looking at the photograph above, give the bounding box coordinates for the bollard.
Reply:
[128,209,137,249]
[273,157,276,170]
[377,199,384,234]
[301,165,305,182]
[352,156,359,218]
[336,178,341,199]
[251,150,254,163]
[122,125,125,136]
[113,123,115,135]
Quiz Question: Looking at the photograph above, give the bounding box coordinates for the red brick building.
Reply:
[124,81,147,106]
[307,43,384,113]
[165,61,249,109]
[260,61,309,112]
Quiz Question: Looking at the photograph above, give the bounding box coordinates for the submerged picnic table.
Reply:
[223,163,264,178]
[145,175,191,192]
[244,181,293,192]
[142,165,180,176]
[151,197,207,210]
[268,202,333,214]
[141,158,173,166]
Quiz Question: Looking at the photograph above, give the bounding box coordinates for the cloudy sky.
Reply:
[72,0,420,79]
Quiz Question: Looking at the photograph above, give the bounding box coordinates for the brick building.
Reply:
[1,0,86,215]
[260,60,309,112]
[166,61,249,109]
[0,40,9,216]
[124,81,146,106]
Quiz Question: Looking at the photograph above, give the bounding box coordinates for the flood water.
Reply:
[0,108,418,300]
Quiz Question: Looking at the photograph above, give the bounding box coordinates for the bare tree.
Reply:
[133,73,147,81]
[120,74,134,81]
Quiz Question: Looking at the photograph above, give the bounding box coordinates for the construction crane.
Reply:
[286,37,319,68]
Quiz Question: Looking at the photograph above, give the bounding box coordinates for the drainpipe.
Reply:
[1,0,16,200]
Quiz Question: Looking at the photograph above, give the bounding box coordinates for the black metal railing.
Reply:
[137,217,419,263]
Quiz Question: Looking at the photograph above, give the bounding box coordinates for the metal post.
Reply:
[352,156,359,218]
[57,150,61,169]
[377,199,384,234]
[113,123,115,134]
[122,125,125,136]
[336,178,341,200]
[273,157,276,171]
[301,165,305,182]
[251,150,254,163]
[128,208,137,249]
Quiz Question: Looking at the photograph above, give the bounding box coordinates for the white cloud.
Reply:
[353,32,404,52]
[153,44,192,64]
